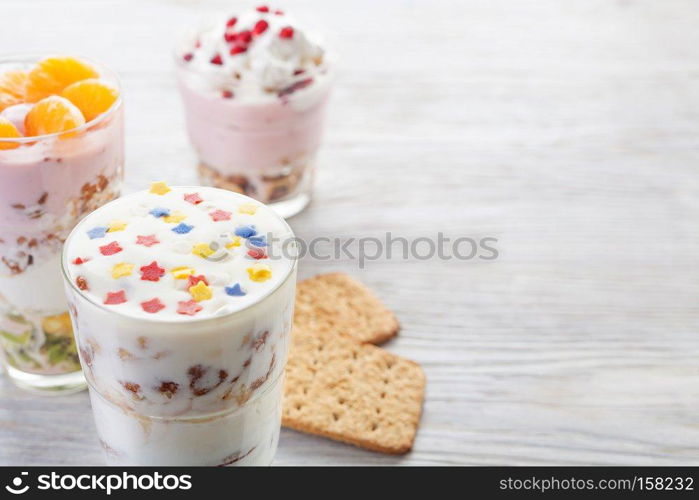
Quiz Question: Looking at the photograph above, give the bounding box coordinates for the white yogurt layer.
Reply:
[0,252,66,312]
[177,5,328,103]
[63,184,295,321]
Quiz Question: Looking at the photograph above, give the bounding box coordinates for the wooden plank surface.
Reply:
[0,0,698,465]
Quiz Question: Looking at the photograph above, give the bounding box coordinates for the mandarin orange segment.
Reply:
[24,96,86,137]
[25,57,98,102]
[61,78,118,122]
[0,70,28,99]
[0,117,22,150]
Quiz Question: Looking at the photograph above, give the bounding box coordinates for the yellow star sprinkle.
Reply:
[247,264,272,283]
[163,211,187,224]
[238,203,258,215]
[111,262,134,279]
[170,266,196,279]
[107,220,127,232]
[149,181,171,195]
[189,281,213,302]
[192,243,214,259]
[225,236,242,249]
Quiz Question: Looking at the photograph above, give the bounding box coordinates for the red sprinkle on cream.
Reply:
[104,290,127,305]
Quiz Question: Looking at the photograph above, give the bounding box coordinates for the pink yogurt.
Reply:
[176,76,329,172]
[0,108,124,277]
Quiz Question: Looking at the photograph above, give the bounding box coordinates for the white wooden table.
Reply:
[1,0,698,466]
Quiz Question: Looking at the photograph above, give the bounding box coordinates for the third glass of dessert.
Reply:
[175,5,331,218]
[62,183,297,465]
[0,55,123,393]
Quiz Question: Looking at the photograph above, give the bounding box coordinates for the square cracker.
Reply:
[294,273,399,344]
[283,328,426,454]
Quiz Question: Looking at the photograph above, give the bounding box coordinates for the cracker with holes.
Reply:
[283,327,426,454]
[294,272,400,344]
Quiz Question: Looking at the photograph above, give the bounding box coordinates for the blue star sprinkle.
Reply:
[149,207,170,218]
[87,226,108,239]
[247,235,267,247]
[172,223,194,234]
[225,284,246,296]
[234,225,257,238]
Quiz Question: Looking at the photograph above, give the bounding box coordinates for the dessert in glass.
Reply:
[175,5,331,218]
[0,56,124,393]
[62,183,297,465]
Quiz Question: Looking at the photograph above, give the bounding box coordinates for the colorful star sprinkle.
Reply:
[171,266,196,280]
[225,283,246,296]
[149,181,171,195]
[192,243,215,259]
[99,241,123,256]
[186,274,209,288]
[141,298,165,314]
[71,184,290,319]
[136,234,160,247]
[235,225,257,238]
[140,261,166,282]
[247,263,272,283]
[209,209,232,222]
[177,299,202,316]
[163,211,187,224]
[226,236,242,248]
[189,281,213,302]
[76,276,89,290]
[248,235,267,247]
[238,203,258,215]
[149,207,170,218]
[104,290,127,305]
[247,247,268,260]
[184,192,203,205]
[87,226,107,239]
[172,223,193,234]
[107,220,128,232]
[111,262,134,279]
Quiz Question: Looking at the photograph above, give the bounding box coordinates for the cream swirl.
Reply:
[177,6,328,102]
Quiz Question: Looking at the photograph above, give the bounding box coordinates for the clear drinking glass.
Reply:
[174,43,332,219]
[61,188,297,465]
[0,55,124,393]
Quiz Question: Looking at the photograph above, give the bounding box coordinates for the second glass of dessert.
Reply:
[62,183,297,465]
[175,5,331,218]
[0,55,124,393]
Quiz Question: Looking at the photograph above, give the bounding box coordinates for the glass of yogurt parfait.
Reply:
[62,183,297,466]
[0,55,124,393]
[175,5,331,218]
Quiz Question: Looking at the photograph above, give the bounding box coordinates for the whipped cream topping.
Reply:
[63,184,296,320]
[177,6,328,102]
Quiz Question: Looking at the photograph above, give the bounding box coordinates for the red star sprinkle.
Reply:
[104,290,127,305]
[99,241,123,256]
[186,274,209,289]
[247,247,268,260]
[141,298,165,314]
[140,261,166,282]
[72,257,90,265]
[209,209,232,222]
[177,300,203,316]
[184,192,203,205]
[136,235,160,247]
